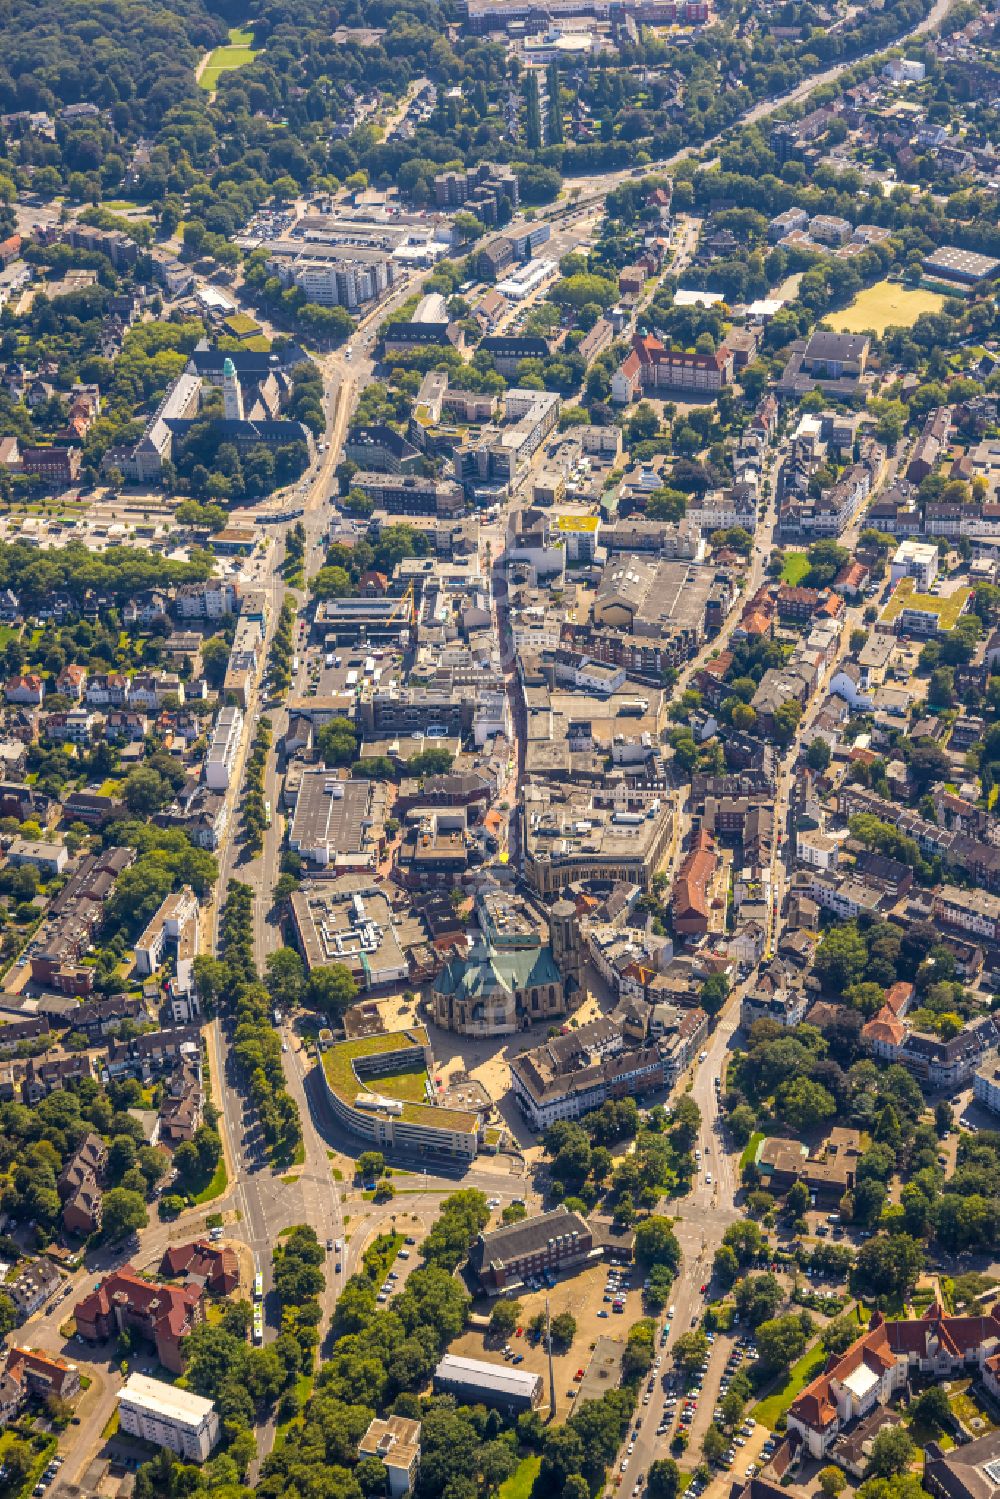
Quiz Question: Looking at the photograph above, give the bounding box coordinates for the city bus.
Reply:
[254,1271,264,1300]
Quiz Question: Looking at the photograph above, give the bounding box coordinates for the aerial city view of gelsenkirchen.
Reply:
[0,1,999,1499]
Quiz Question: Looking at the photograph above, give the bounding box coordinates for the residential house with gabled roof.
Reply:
[0,1345,80,1418]
[85,672,128,708]
[5,675,43,706]
[56,663,87,699]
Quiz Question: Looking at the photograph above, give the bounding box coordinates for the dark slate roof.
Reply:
[468,1205,590,1275]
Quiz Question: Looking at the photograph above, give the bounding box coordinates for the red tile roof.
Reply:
[5,1345,79,1398]
[884,982,913,1017]
[861,1015,906,1046]
[791,1305,1000,1434]
[75,1265,200,1333]
[672,829,717,923]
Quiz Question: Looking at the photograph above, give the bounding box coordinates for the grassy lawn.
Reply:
[909,1415,954,1451]
[498,1455,541,1499]
[193,1156,228,1205]
[321,1029,476,1131]
[199,26,260,89]
[825,280,946,337]
[752,1344,827,1430]
[224,312,262,337]
[0,1430,58,1498]
[362,1232,404,1285]
[375,1066,430,1104]
[273,1372,315,1453]
[739,1132,764,1172]
[781,551,810,586]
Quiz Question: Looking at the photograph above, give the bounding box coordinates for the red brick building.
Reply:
[671,827,718,937]
[20,446,81,485]
[74,1267,204,1373]
[161,1240,240,1297]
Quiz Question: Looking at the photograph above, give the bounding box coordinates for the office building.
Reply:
[358,1417,422,1499]
[319,1025,480,1162]
[522,784,673,895]
[289,880,408,990]
[468,1205,595,1293]
[288,773,389,870]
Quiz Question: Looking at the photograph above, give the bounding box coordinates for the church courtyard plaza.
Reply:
[365,967,614,1160]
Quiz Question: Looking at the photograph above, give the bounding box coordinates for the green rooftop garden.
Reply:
[320,1028,477,1134]
[880,575,972,631]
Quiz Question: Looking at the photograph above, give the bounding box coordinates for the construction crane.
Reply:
[385,581,416,626]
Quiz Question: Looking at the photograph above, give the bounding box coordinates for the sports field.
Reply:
[199,27,260,90]
[826,279,945,336]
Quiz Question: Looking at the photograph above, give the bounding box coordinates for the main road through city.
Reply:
[198,0,956,1466]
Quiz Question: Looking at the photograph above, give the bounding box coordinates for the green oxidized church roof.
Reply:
[437,941,562,999]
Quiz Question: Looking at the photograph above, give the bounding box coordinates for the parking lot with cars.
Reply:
[450,1259,643,1422]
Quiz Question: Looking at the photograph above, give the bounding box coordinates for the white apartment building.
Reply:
[883,57,925,82]
[890,538,938,592]
[796,872,883,921]
[134,885,200,977]
[358,1416,422,1499]
[796,829,839,872]
[509,605,564,650]
[473,689,512,747]
[579,424,622,460]
[174,580,239,620]
[117,1374,220,1463]
[974,1057,1000,1116]
[205,704,244,791]
[685,491,757,533]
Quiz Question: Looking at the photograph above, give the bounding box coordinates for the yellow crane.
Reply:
[385,580,416,625]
